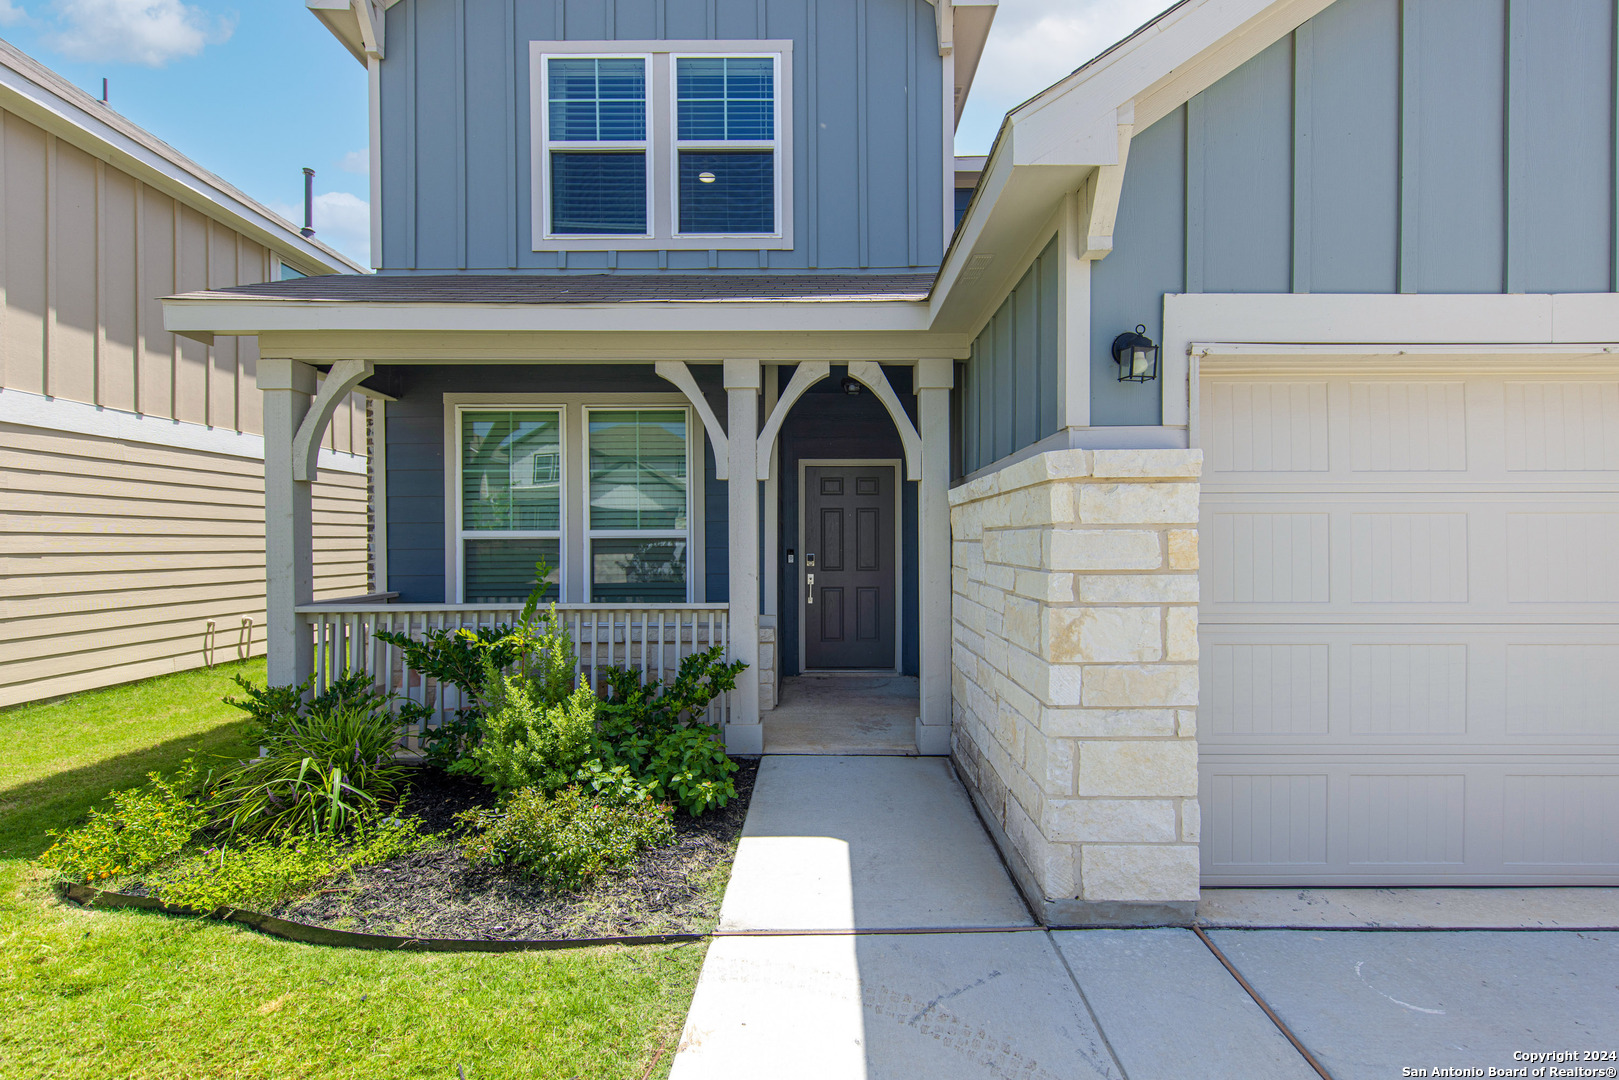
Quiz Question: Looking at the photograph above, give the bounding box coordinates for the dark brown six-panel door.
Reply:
[803,464,896,669]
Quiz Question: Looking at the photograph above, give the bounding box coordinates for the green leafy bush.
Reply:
[149,817,429,913]
[38,764,208,884]
[572,758,656,806]
[459,668,598,795]
[225,670,403,742]
[208,703,410,839]
[457,785,673,890]
[640,726,738,816]
[420,711,481,770]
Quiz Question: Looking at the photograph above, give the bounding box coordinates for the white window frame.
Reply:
[536,52,656,243]
[530,39,794,252]
[452,403,568,605]
[444,393,704,604]
[583,405,696,605]
[667,52,784,243]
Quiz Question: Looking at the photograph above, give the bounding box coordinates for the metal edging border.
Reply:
[61,883,707,953]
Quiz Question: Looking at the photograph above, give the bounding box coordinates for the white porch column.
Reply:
[916,357,955,755]
[259,358,317,688]
[724,359,763,754]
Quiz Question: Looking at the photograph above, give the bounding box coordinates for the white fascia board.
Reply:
[163,298,935,337]
[0,48,364,275]
[307,0,367,63]
[951,2,998,126]
[0,387,367,474]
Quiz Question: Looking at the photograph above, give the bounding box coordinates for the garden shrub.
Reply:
[225,669,404,742]
[458,666,598,795]
[640,725,739,816]
[208,703,411,838]
[38,763,208,884]
[457,785,674,890]
[149,817,429,913]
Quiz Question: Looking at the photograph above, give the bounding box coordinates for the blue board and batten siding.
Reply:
[1094,0,1619,428]
[958,237,1061,475]
[378,0,946,272]
[964,0,1619,472]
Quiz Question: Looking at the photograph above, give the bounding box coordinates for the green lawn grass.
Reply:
[0,660,703,1079]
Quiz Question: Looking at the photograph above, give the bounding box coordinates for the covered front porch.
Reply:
[258,353,957,756]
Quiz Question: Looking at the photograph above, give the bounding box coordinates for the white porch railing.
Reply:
[297,602,732,743]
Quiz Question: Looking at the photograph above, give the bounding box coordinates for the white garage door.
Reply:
[1199,362,1619,885]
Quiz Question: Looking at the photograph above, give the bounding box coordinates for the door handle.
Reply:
[806,573,814,604]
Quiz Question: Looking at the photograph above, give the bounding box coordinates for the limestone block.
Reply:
[1091,448,1203,480]
[982,527,1044,569]
[1076,740,1199,797]
[1007,796,1078,898]
[1006,645,1084,706]
[1049,606,1162,663]
[951,471,1002,506]
[1043,799,1178,843]
[1078,482,1199,525]
[1167,529,1199,570]
[1176,709,1197,737]
[1080,843,1200,903]
[1024,727,1075,796]
[1013,569,1075,604]
[1008,483,1075,526]
[1001,594,1041,652]
[997,676,1038,727]
[1180,798,1202,842]
[1081,664,1198,708]
[1076,574,1199,604]
[985,562,1016,592]
[1165,607,1198,662]
[1046,529,1162,571]
[758,643,776,670]
[1040,707,1179,738]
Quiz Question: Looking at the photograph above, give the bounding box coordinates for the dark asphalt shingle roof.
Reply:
[187,272,936,304]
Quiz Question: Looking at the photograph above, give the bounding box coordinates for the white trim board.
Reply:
[0,387,368,474]
[1163,291,1619,434]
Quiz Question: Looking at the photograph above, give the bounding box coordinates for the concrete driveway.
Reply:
[670,758,1619,1080]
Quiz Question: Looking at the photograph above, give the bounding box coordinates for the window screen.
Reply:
[675,55,776,235]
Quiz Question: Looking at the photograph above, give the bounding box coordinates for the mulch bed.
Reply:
[268,759,758,942]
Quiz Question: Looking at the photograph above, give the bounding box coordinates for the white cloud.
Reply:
[272,191,371,267]
[0,1,28,27]
[44,0,234,67]
[956,0,1175,154]
[337,149,369,175]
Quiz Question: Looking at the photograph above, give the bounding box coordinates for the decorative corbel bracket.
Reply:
[755,361,831,480]
[655,361,730,480]
[292,359,373,482]
[1079,115,1135,261]
[847,361,923,480]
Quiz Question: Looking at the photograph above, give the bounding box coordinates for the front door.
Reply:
[803,463,897,669]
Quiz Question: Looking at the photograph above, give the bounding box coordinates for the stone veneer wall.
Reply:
[949,448,1202,926]
[758,622,777,711]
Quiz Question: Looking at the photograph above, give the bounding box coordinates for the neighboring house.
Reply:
[165,0,1619,925]
[0,40,372,707]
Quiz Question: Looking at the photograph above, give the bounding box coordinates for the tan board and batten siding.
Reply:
[1198,364,1619,885]
[0,101,369,708]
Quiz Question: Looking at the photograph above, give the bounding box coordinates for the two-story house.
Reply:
[165,0,1619,926]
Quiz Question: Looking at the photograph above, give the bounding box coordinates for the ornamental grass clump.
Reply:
[38,763,209,884]
[208,702,411,839]
[457,785,674,891]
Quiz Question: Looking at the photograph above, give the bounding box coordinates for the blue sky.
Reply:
[0,0,1168,268]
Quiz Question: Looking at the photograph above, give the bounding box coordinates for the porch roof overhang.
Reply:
[161,273,974,359]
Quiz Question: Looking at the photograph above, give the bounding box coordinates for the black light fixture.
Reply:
[1111,324,1159,383]
[840,376,863,396]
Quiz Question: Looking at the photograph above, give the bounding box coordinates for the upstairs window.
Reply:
[675,56,778,236]
[544,56,650,236]
[532,41,793,251]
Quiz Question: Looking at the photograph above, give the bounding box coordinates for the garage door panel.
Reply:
[1201,761,1619,885]
[1201,367,1619,885]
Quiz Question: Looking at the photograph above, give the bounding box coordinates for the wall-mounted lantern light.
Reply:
[840,376,864,396]
[1111,324,1160,383]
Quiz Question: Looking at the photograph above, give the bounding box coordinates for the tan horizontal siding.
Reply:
[0,423,368,707]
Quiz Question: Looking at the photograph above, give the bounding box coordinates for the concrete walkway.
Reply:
[669,757,1619,1080]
